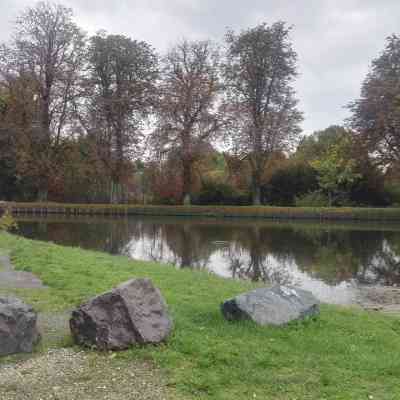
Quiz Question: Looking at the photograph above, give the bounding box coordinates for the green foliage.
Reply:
[194,181,250,205]
[263,162,318,206]
[0,210,18,232]
[295,191,330,207]
[294,126,390,207]
[310,135,361,206]
[385,184,400,207]
[296,125,349,162]
[1,232,400,399]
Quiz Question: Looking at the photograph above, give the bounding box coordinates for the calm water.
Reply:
[16,215,400,304]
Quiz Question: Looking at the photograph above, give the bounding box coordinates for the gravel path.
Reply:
[0,348,168,400]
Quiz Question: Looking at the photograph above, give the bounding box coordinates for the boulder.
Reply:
[221,285,319,326]
[0,296,40,356]
[70,278,173,350]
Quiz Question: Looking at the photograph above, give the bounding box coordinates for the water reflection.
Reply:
[16,215,400,304]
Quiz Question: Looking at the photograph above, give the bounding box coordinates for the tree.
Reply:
[83,32,158,203]
[295,126,387,206]
[0,73,42,200]
[224,22,303,205]
[310,136,361,206]
[349,35,400,164]
[152,39,223,205]
[0,1,86,200]
[296,125,349,162]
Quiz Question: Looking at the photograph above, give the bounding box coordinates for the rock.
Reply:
[0,296,40,356]
[221,285,319,326]
[70,278,173,350]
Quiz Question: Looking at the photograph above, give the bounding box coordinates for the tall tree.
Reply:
[310,137,361,206]
[152,39,223,205]
[0,74,40,200]
[295,125,349,162]
[83,32,158,203]
[0,1,86,200]
[349,35,400,164]
[224,22,303,205]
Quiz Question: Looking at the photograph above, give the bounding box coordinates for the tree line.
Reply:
[0,1,399,207]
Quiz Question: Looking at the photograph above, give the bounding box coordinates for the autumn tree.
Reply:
[83,32,158,203]
[0,1,86,200]
[152,39,223,205]
[0,72,43,200]
[224,22,303,205]
[349,35,400,164]
[0,88,19,199]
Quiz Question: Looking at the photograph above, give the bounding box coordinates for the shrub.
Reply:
[295,191,330,207]
[262,162,318,206]
[194,181,251,206]
[384,184,400,206]
[0,209,18,232]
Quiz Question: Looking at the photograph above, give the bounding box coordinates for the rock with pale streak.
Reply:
[221,285,319,326]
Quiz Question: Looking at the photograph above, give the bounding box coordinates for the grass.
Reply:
[0,232,400,399]
[3,201,400,221]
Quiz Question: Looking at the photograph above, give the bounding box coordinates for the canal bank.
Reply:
[2,201,400,221]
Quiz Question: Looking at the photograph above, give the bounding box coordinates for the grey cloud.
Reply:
[1,0,400,133]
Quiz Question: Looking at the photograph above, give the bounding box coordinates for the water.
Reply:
[15,215,400,304]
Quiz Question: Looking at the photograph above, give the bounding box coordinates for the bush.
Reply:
[295,191,330,207]
[347,170,390,207]
[384,184,400,206]
[0,209,18,232]
[194,181,251,206]
[262,162,318,206]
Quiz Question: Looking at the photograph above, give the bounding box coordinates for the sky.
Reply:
[1,0,400,134]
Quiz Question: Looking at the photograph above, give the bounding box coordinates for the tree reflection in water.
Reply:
[16,216,400,299]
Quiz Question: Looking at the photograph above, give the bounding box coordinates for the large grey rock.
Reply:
[70,278,173,350]
[221,285,319,326]
[0,296,40,356]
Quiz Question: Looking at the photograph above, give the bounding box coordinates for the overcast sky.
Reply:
[1,0,400,133]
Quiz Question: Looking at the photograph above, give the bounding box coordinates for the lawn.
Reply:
[0,231,399,399]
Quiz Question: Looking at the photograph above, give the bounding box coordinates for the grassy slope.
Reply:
[0,232,399,400]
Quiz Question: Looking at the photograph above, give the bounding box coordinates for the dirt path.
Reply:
[0,253,45,289]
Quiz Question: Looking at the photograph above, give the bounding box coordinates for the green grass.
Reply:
[0,232,400,399]
[3,201,400,221]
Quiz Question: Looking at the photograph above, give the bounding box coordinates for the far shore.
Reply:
[2,201,400,222]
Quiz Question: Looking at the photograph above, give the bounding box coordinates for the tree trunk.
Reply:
[250,226,263,280]
[182,159,192,206]
[328,191,333,207]
[251,171,262,206]
[180,224,192,267]
[110,180,124,204]
[37,174,49,202]
[37,187,48,202]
